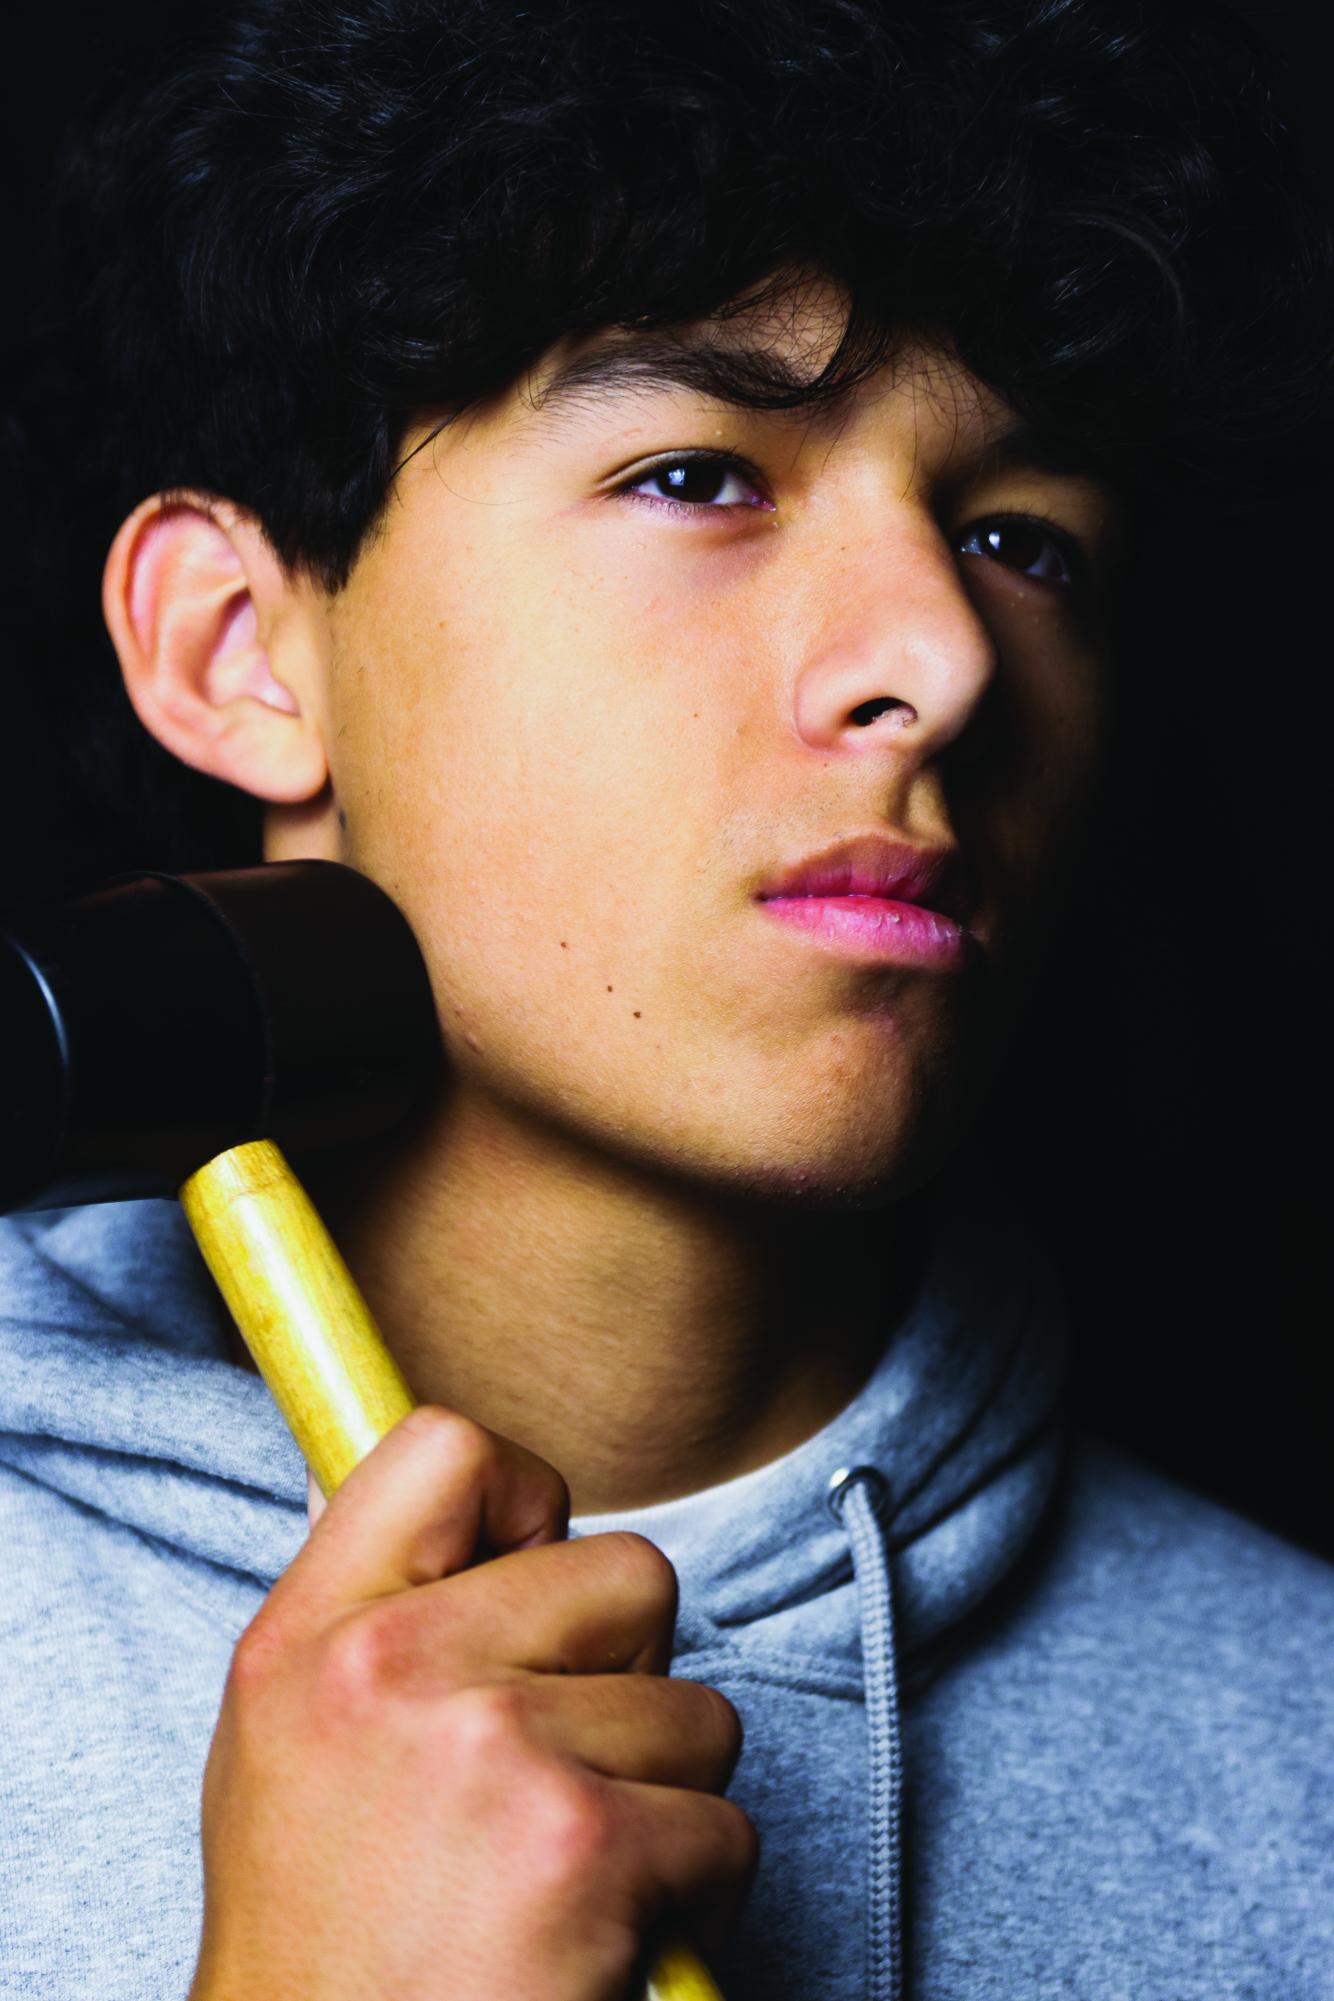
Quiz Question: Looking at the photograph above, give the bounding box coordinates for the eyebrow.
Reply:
[968,420,1116,488]
[528,334,829,416]
[526,335,1118,490]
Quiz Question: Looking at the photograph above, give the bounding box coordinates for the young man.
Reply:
[2,2,1331,1996]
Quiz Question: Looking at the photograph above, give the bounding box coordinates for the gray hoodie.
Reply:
[1,1155,1331,1998]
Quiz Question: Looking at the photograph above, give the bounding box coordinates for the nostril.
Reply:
[851,697,915,728]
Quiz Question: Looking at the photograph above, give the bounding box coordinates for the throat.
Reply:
[297,1099,933,1514]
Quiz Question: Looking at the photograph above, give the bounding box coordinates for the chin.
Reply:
[636,1104,962,1219]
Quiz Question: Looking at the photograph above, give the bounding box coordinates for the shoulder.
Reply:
[1055,1430,1334,1663]
[0,1198,217,1348]
[974,1428,1334,1785]
[915,1434,1334,1990]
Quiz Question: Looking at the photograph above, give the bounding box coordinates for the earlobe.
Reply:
[102,493,330,803]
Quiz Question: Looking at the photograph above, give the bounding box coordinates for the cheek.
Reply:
[954,597,1108,927]
[325,537,731,1019]
[995,623,1110,919]
[1030,633,1108,825]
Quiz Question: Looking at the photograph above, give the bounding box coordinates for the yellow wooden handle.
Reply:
[642,1939,729,2000]
[181,1138,415,1497]
[180,1137,725,2001]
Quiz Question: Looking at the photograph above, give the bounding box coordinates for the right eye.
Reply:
[617,453,773,513]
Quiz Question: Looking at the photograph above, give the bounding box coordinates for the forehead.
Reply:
[400,272,1113,498]
[521,281,1008,446]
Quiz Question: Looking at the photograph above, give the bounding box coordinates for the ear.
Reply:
[102,493,329,803]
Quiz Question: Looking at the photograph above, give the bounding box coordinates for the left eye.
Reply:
[622,456,767,509]
[958,517,1073,585]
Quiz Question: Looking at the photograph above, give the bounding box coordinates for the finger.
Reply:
[274,1405,569,1623]
[406,1529,679,1677]
[614,1780,760,1957]
[502,1672,743,1792]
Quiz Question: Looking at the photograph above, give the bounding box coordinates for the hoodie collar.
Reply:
[572,1148,1067,1660]
[0,1146,1066,1661]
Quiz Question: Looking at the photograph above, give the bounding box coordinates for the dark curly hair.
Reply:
[9,0,1333,891]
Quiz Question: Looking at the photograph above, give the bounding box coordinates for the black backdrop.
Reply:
[3,3,1331,1558]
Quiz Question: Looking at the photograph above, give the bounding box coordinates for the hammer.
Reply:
[0,858,723,2001]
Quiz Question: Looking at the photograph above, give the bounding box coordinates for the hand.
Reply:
[189,1406,756,2000]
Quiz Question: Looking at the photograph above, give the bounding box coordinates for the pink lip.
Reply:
[757,833,968,915]
[757,894,967,969]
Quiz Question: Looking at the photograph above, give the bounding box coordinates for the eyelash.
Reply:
[614,450,1084,588]
[615,448,773,517]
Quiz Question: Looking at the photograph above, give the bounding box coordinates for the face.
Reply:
[304,284,1118,1211]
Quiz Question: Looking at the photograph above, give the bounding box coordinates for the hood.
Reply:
[0,1145,1068,2001]
[574,1149,1067,1674]
[0,1145,1066,1648]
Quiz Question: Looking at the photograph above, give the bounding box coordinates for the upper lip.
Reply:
[756,834,970,918]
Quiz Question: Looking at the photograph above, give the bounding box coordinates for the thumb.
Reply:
[273,1405,569,1629]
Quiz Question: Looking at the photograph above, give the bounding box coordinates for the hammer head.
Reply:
[0,861,444,1212]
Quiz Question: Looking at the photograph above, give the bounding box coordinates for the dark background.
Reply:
[2,5,1330,1557]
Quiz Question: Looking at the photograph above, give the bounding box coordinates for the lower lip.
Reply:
[757,895,968,969]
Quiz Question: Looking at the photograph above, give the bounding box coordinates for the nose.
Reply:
[789,513,998,764]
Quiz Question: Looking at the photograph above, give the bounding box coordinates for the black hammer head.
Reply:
[0,861,444,1212]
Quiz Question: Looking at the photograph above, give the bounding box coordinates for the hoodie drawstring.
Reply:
[829,1465,903,2001]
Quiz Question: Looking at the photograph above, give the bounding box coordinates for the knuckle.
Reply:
[542,1460,573,1522]
[600,1531,678,1616]
[439,1681,529,1766]
[399,1403,495,1482]
[695,1681,744,1769]
[310,1608,407,1724]
[722,1798,761,1879]
[229,1610,289,1698]
[524,1770,618,1885]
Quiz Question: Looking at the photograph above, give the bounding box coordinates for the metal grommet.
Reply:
[826,1463,888,1521]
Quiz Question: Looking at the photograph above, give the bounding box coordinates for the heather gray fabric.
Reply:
[1,1156,1331,1999]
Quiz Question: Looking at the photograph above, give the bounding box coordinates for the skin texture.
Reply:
[105,280,1118,1514]
[188,1406,758,2001]
[104,276,1120,1994]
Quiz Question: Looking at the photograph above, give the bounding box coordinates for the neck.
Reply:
[300,1085,933,1514]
